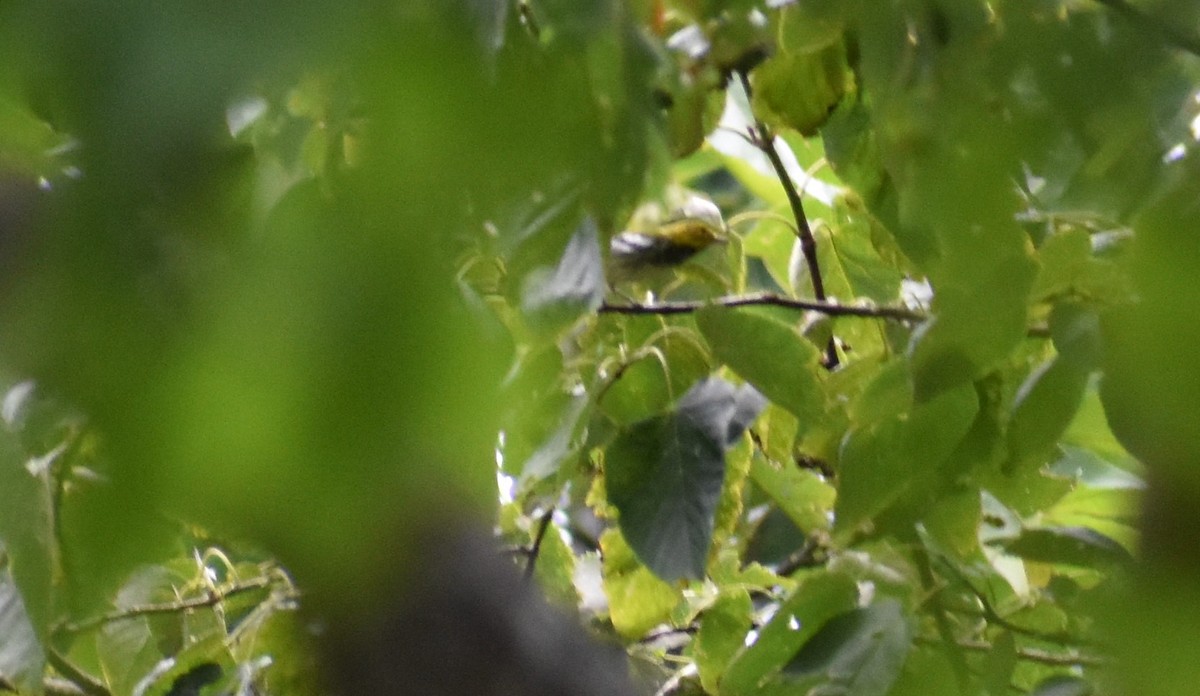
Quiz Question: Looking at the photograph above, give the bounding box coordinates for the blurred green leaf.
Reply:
[837,382,977,536]
[751,40,848,137]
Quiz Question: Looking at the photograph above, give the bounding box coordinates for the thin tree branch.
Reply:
[914,635,1105,668]
[775,539,825,577]
[599,294,1053,339]
[1093,0,1200,58]
[599,293,927,321]
[737,71,839,367]
[524,506,556,583]
[55,575,278,635]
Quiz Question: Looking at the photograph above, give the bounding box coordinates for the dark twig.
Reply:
[600,293,926,321]
[737,71,839,367]
[55,575,277,635]
[600,294,1053,339]
[775,539,825,577]
[1093,0,1200,58]
[524,506,556,582]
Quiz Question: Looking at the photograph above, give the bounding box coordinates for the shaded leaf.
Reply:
[721,570,858,696]
[1004,526,1132,569]
[781,599,913,696]
[836,383,977,536]
[606,378,766,580]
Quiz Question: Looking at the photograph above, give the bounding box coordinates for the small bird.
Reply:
[608,195,727,281]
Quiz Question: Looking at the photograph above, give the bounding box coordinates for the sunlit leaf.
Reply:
[695,589,753,694]
[600,529,681,639]
[696,306,825,426]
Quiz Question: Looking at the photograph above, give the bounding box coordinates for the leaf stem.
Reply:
[54,573,282,635]
[523,506,556,582]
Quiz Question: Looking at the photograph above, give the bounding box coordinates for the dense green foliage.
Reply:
[1,0,1200,695]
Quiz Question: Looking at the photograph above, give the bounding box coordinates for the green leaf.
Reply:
[600,529,681,639]
[1004,526,1132,570]
[781,599,913,696]
[532,519,580,609]
[134,634,232,696]
[750,453,836,533]
[1031,229,1094,303]
[598,352,673,426]
[720,570,859,696]
[517,393,589,484]
[984,631,1017,696]
[606,378,766,580]
[1007,357,1092,468]
[775,0,845,54]
[695,589,753,694]
[696,306,826,426]
[835,417,907,536]
[99,616,165,696]
[597,324,713,427]
[752,40,849,136]
[850,359,911,427]
[836,383,978,536]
